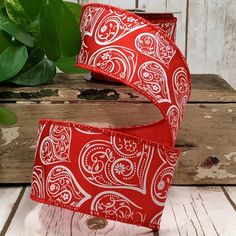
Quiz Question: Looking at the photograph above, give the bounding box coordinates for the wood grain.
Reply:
[1,74,235,103]
[0,187,22,234]
[161,186,236,236]
[5,186,236,236]
[0,74,235,184]
[139,0,167,12]
[8,187,153,236]
[187,0,236,90]
[0,102,235,184]
[72,0,136,8]
[223,186,236,209]
[166,0,187,54]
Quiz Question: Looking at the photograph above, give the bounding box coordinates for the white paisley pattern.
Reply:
[88,46,137,82]
[158,147,179,167]
[32,166,45,199]
[155,22,176,40]
[135,32,176,66]
[40,125,72,165]
[95,8,146,45]
[77,41,89,65]
[36,123,46,139]
[91,191,146,223]
[134,61,171,103]
[172,67,190,120]
[31,4,191,230]
[167,105,180,142]
[80,6,105,38]
[47,165,91,207]
[78,135,154,194]
[149,210,164,228]
[151,165,175,206]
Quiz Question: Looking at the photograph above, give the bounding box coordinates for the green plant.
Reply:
[0,0,85,125]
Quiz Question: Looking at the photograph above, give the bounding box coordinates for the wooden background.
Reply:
[72,0,236,90]
[1,74,235,184]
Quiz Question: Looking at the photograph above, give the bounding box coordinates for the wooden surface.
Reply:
[72,0,236,89]
[130,0,236,90]
[0,74,236,184]
[139,0,187,54]
[0,185,236,236]
[0,187,23,234]
[187,0,236,90]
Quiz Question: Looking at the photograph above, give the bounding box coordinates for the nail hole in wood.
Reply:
[199,156,220,169]
[86,216,108,230]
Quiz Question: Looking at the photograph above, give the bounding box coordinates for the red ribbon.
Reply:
[31,3,191,230]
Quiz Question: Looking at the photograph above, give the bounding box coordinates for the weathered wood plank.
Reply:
[0,74,235,103]
[5,188,40,236]
[139,0,167,11]
[73,0,135,8]
[0,74,235,184]
[174,103,236,185]
[0,187,22,234]
[7,187,153,236]
[7,186,236,235]
[187,0,236,90]
[0,102,235,184]
[224,186,236,207]
[162,186,236,236]
[138,0,187,53]
[166,0,187,53]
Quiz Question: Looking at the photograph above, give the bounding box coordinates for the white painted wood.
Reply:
[139,0,187,53]
[6,186,236,235]
[73,0,135,8]
[166,0,187,54]
[0,187,22,233]
[139,0,167,11]
[67,0,236,89]
[5,188,37,236]
[7,187,153,236]
[187,0,236,90]
[162,186,236,236]
[224,186,236,204]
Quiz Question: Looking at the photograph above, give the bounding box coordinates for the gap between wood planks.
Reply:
[0,187,26,236]
[1,186,236,236]
[222,186,236,211]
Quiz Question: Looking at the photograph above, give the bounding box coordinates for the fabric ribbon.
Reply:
[30,3,191,230]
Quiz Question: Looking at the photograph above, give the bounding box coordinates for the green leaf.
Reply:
[39,0,81,61]
[0,106,17,125]
[20,47,44,73]
[0,46,28,82]
[9,58,56,86]
[64,2,82,24]
[4,0,29,29]
[56,56,88,73]
[0,10,34,46]
[0,29,11,53]
[18,0,42,21]
[0,0,5,8]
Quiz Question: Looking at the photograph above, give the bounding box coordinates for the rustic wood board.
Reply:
[4,186,236,236]
[0,187,23,235]
[7,187,153,236]
[70,0,136,9]
[0,74,236,184]
[139,0,187,54]
[187,0,236,90]
[2,74,234,103]
[224,186,236,208]
[163,186,236,236]
[0,102,235,184]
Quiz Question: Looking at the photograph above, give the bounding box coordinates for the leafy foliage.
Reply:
[0,106,17,125]
[0,0,84,125]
